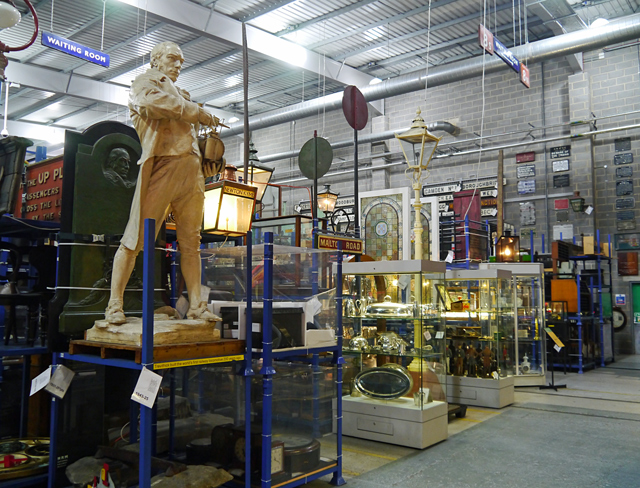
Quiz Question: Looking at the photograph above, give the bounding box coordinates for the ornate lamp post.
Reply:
[0,0,39,80]
[317,184,339,214]
[395,109,442,260]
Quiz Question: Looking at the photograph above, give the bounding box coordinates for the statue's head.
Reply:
[107,147,130,178]
[150,41,184,82]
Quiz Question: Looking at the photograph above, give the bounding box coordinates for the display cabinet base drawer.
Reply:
[342,408,448,449]
[356,417,394,435]
[446,376,514,408]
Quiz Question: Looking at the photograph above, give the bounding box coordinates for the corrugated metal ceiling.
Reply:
[0,0,638,148]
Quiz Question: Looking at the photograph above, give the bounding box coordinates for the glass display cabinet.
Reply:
[444,268,515,408]
[251,215,326,248]
[341,259,448,449]
[481,263,547,386]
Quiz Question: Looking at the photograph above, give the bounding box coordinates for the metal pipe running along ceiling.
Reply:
[224,13,640,137]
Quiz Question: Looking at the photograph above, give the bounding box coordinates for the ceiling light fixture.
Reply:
[0,0,39,79]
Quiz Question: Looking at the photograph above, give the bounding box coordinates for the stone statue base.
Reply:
[86,314,221,346]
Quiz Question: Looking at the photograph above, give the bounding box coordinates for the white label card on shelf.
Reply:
[554,344,562,353]
[44,364,75,399]
[445,250,454,263]
[30,366,52,396]
[435,331,444,339]
[423,330,432,341]
[131,367,162,409]
[309,296,323,316]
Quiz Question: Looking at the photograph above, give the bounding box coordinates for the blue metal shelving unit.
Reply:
[46,223,344,488]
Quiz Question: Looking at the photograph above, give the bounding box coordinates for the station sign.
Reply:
[494,38,520,73]
[42,31,110,68]
[316,234,363,254]
[21,156,64,221]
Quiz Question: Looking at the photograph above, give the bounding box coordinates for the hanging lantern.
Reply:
[245,142,274,202]
[317,184,339,214]
[203,165,258,236]
[569,191,585,212]
[0,0,39,79]
[496,230,520,263]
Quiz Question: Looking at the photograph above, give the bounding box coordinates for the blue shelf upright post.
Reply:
[244,230,254,488]
[464,216,470,268]
[577,273,583,374]
[330,241,346,486]
[47,354,60,488]
[260,232,276,488]
[139,218,155,488]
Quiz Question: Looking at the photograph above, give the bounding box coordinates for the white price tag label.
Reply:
[445,250,454,264]
[435,331,444,339]
[30,366,52,396]
[491,371,500,380]
[44,364,75,399]
[585,205,593,215]
[131,367,162,408]
[398,275,411,290]
[554,344,562,353]
[423,330,432,341]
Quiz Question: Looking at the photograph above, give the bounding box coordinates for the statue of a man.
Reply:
[105,41,219,324]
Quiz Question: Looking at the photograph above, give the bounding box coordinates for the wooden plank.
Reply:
[68,339,246,364]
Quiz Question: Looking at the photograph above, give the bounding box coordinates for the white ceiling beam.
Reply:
[112,0,376,90]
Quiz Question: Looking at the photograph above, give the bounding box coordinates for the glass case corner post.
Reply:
[331,241,346,486]
[261,231,276,488]
[140,218,156,488]
[244,230,254,488]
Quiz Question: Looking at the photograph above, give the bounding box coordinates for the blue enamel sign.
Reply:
[493,38,520,73]
[41,31,110,68]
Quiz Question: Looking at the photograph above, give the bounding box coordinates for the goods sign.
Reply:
[22,157,63,221]
[554,199,569,210]
[494,38,520,73]
[516,152,535,163]
[552,159,570,172]
[422,178,498,196]
[517,180,535,194]
[440,211,455,217]
[480,189,497,197]
[553,174,570,188]
[438,194,454,202]
[616,180,634,196]
[550,145,570,159]
[316,234,363,254]
[516,164,535,179]
[481,198,497,207]
[42,31,110,67]
[614,153,633,165]
[617,221,636,231]
[615,197,635,210]
[615,294,627,306]
[616,166,633,178]
[615,137,631,152]
[617,210,635,221]
[481,208,498,217]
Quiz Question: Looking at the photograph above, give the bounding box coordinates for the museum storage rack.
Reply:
[443,268,515,408]
[0,216,59,487]
[46,223,345,488]
[341,259,449,449]
[481,263,547,386]
[550,252,614,374]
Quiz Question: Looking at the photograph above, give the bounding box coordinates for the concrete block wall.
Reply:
[220,45,640,353]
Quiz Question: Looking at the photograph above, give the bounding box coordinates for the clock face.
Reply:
[271,444,284,474]
[234,437,246,463]
[375,220,388,236]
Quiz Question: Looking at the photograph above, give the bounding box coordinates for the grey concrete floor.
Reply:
[309,355,640,488]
